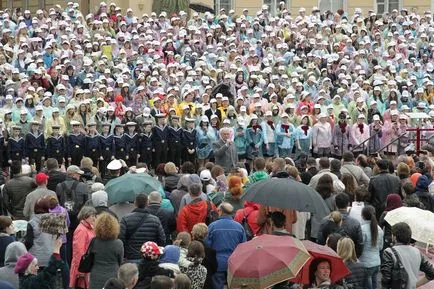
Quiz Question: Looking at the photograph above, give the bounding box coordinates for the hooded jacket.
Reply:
[234,202,261,235]
[0,242,27,289]
[168,176,189,215]
[415,175,434,212]
[177,199,216,233]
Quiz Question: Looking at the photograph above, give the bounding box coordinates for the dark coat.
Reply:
[146,203,176,244]
[3,175,37,220]
[368,172,401,218]
[135,259,174,289]
[18,254,67,289]
[163,174,180,193]
[46,170,67,192]
[198,239,217,289]
[119,208,166,260]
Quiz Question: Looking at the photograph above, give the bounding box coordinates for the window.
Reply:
[376,0,401,13]
[263,0,278,16]
[215,0,233,14]
[319,0,344,12]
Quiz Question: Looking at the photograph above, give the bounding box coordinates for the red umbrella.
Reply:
[291,240,350,284]
[228,235,310,289]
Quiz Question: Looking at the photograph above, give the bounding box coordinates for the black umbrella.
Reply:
[189,3,215,14]
[241,178,330,216]
[211,83,234,99]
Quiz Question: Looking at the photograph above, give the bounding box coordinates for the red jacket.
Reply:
[69,220,95,288]
[177,200,216,233]
[234,202,261,236]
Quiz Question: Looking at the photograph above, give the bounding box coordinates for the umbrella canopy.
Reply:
[291,241,350,284]
[189,3,215,14]
[106,173,164,204]
[241,178,330,216]
[385,206,434,244]
[228,235,310,289]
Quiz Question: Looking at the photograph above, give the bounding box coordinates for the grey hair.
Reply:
[77,206,97,221]
[148,191,162,203]
[118,263,138,287]
[219,127,232,138]
[188,183,203,197]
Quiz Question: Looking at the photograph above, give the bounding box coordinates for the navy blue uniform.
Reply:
[152,125,168,167]
[0,135,4,168]
[7,137,25,161]
[25,131,45,172]
[124,133,140,167]
[67,133,85,166]
[114,133,127,160]
[85,134,101,167]
[46,135,66,165]
[139,133,153,167]
[181,128,197,164]
[168,126,183,166]
[99,134,114,178]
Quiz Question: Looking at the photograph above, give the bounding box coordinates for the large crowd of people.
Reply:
[0,1,434,289]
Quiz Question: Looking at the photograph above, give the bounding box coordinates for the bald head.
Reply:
[218,202,234,216]
[148,191,162,204]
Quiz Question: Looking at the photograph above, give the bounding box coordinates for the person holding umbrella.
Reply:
[257,158,297,235]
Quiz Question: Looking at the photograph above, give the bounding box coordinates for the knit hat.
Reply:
[140,241,163,260]
[384,194,403,212]
[160,245,180,264]
[410,173,422,186]
[92,190,108,207]
[14,253,35,274]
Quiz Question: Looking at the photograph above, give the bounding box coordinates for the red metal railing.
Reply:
[407,127,434,152]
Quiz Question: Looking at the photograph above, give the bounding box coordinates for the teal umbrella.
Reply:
[106,173,165,203]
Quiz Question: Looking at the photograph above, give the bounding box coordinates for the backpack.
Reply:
[241,209,254,240]
[204,201,219,225]
[388,247,408,289]
[62,181,80,216]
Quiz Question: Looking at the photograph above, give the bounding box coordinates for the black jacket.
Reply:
[368,172,401,218]
[163,174,180,192]
[119,208,166,260]
[95,206,118,219]
[146,203,176,244]
[46,170,66,192]
[198,239,217,289]
[381,244,434,289]
[135,259,174,289]
[273,171,290,178]
[300,167,318,185]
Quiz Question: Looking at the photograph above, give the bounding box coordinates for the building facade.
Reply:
[1,0,432,18]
